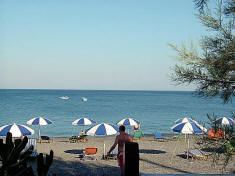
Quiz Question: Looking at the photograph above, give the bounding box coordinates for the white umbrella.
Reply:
[86,123,119,136]
[171,122,203,159]
[117,118,140,126]
[175,117,207,133]
[215,117,234,125]
[0,123,34,137]
[117,118,140,134]
[72,117,96,136]
[72,117,96,126]
[175,117,194,124]
[86,123,119,157]
[214,117,234,137]
[192,120,207,133]
[27,117,53,139]
[172,122,203,134]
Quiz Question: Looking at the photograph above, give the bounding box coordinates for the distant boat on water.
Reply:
[59,96,70,100]
[82,97,88,102]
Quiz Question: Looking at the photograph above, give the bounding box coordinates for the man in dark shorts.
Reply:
[107,125,133,176]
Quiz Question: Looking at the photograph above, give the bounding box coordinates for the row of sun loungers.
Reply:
[69,135,88,143]
[39,136,53,143]
[23,131,231,162]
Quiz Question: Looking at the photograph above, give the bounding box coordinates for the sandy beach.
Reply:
[26,136,234,175]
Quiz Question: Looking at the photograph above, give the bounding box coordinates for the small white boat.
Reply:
[59,96,70,100]
[82,97,88,102]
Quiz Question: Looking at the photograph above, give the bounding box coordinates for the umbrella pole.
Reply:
[102,142,105,159]
[187,136,189,159]
[103,142,106,159]
[38,126,41,141]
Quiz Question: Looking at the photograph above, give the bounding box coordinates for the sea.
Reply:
[0,89,234,138]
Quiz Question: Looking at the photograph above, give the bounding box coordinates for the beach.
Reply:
[29,136,235,175]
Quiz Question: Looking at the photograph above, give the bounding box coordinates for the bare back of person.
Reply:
[117,133,132,153]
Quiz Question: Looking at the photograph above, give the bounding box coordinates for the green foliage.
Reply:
[170,0,235,103]
[226,138,235,152]
[195,113,235,172]
[170,0,235,172]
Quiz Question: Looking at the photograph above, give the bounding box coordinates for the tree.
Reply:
[169,0,235,103]
[169,0,235,173]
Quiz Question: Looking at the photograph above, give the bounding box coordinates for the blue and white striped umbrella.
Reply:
[171,121,203,159]
[215,117,234,125]
[27,117,53,126]
[72,118,96,126]
[193,120,207,133]
[175,118,207,133]
[0,123,34,137]
[86,123,119,136]
[117,118,140,126]
[27,117,53,139]
[175,117,194,124]
[171,122,203,134]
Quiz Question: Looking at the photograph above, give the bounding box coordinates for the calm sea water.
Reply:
[0,89,234,138]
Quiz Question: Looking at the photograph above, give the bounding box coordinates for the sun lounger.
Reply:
[154,132,168,141]
[81,147,98,160]
[69,135,88,143]
[39,136,53,143]
[103,150,118,160]
[23,138,38,158]
[78,135,88,142]
[185,148,209,160]
[69,136,78,143]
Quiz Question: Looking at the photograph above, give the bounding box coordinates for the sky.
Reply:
[0,0,207,90]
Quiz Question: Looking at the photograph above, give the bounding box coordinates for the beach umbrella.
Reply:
[72,117,96,126]
[72,117,96,136]
[175,117,194,124]
[117,118,140,126]
[171,122,203,159]
[172,122,203,134]
[215,117,234,126]
[214,117,234,137]
[86,123,119,157]
[86,123,119,136]
[175,117,207,133]
[27,117,53,139]
[0,123,34,137]
[193,120,207,133]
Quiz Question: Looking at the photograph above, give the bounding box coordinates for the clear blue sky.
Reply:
[0,0,207,90]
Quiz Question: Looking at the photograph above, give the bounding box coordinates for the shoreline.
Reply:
[41,133,182,138]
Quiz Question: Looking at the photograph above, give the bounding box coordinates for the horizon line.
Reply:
[0,88,195,92]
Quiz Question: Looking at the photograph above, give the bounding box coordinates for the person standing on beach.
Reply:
[107,125,133,176]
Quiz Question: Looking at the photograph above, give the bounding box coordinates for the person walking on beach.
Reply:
[107,125,133,176]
